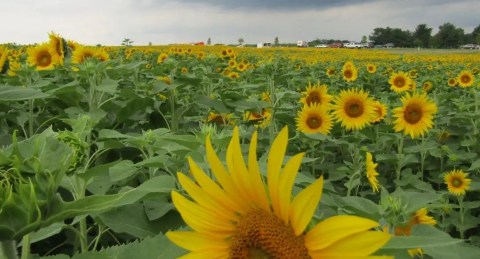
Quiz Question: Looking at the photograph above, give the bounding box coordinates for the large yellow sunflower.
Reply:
[366,63,377,74]
[299,82,333,108]
[332,88,376,130]
[296,104,333,135]
[456,70,475,88]
[167,127,392,258]
[27,43,60,70]
[444,169,471,196]
[392,92,437,139]
[388,71,412,93]
[365,152,380,192]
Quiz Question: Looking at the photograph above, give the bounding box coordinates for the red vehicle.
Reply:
[328,42,343,48]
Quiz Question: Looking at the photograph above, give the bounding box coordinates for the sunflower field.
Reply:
[1,33,480,259]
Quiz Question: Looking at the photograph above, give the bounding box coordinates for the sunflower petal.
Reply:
[267,126,289,216]
[187,157,242,212]
[227,127,254,205]
[166,231,229,251]
[171,191,235,234]
[305,215,381,250]
[289,176,324,236]
[248,130,269,212]
[311,231,391,256]
[177,173,238,221]
[206,135,249,213]
[278,152,304,223]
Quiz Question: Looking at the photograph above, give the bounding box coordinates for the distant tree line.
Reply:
[310,23,480,48]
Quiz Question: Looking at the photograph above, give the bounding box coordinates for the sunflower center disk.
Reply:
[452,178,462,187]
[344,69,353,78]
[394,77,406,87]
[345,101,364,118]
[229,209,310,259]
[461,75,470,84]
[306,93,321,105]
[306,115,322,129]
[404,104,423,124]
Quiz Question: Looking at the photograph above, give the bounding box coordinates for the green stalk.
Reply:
[268,77,275,145]
[396,135,404,181]
[20,234,30,259]
[1,240,18,259]
[28,99,34,138]
[458,196,465,239]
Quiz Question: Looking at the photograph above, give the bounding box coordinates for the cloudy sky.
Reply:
[1,0,479,46]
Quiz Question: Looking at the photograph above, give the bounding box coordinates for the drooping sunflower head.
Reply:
[244,109,272,128]
[207,111,234,126]
[365,152,380,192]
[27,43,60,70]
[48,32,65,59]
[228,71,240,79]
[166,126,392,258]
[299,82,333,108]
[366,63,377,74]
[342,62,358,82]
[456,70,475,88]
[94,48,110,62]
[444,169,471,196]
[395,208,436,236]
[296,103,333,135]
[388,71,412,93]
[371,100,388,123]
[392,92,438,139]
[332,88,376,130]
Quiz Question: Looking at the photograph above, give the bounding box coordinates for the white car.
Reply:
[315,44,328,48]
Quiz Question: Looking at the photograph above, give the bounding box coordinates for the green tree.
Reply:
[432,23,465,48]
[238,38,244,46]
[121,38,133,46]
[361,35,367,43]
[207,37,211,45]
[413,24,432,48]
[274,36,279,46]
[369,27,413,47]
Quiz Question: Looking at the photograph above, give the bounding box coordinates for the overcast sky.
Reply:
[1,0,479,46]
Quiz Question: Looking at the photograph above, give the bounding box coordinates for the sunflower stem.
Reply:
[458,196,465,239]
[28,99,34,138]
[395,135,404,182]
[20,234,30,259]
[268,76,275,145]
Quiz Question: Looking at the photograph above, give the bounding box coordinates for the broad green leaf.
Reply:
[0,85,49,100]
[468,158,480,171]
[96,78,118,94]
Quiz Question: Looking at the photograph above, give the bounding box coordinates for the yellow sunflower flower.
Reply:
[392,92,437,139]
[296,104,333,135]
[332,88,376,131]
[456,70,475,88]
[371,101,387,123]
[394,208,436,257]
[342,62,358,82]
[365,152,380,192]
[49,31,65,63]
[244,109,272,129]
[444,169,471,196]
[299,82,333,108]
[388,71,412,93]
[27,43,61,70]
[228,71,240,79]
[326,67,335,77]
[157,53,168,63]
[447,78,458,87]
[72,46,96,64]
[422,81,433,93]
[167,127,392,258]
[366,63,377,74]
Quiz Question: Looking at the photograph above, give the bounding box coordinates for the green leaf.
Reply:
[109,160,136,182]
[96,78,118,94]
[71,232,187,259]
[383,225,462,249]
[337,196,381,219]
[196,95,230,113]
[0,85,49,100]
[468,158,480,171]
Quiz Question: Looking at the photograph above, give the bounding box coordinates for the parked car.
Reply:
[460,44,477,49]
[315,44,328,48]
[297,40,308,47]
[384,43,395,48]
[344,42,365,49]
[328,42,343,48]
